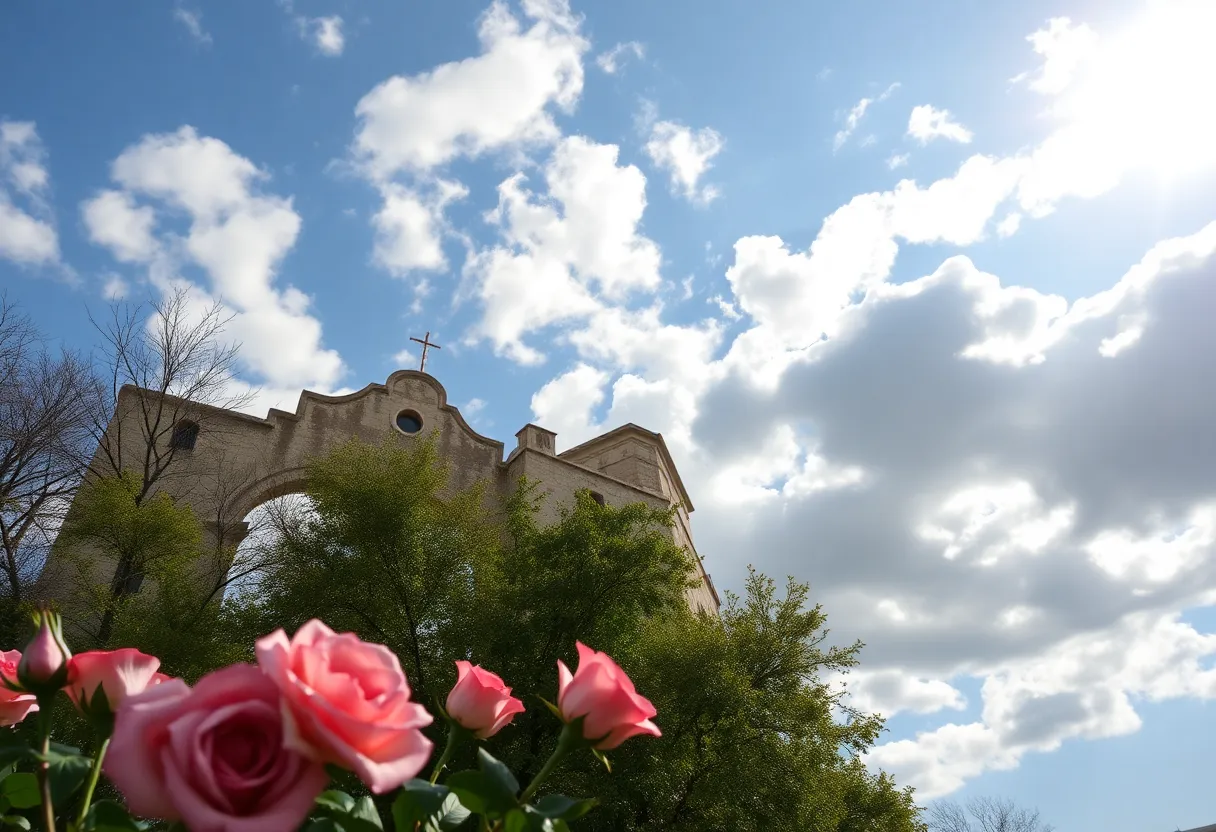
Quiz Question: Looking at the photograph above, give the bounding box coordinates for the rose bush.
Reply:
[0,611,660,832]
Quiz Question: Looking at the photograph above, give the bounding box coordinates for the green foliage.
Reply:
[60,473,202,576]
[59,436,925,830]
[251,437,922,830]
[57,472,251,679]
[252,436,500,702]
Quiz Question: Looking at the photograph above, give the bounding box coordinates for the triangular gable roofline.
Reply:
[558,423,695,513]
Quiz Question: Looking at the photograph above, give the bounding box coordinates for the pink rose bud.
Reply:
[256,620,434,794]
[105,664,328,831]
[67,649,162,715]
[0,651,38,727]
[557,642,661,750]
[446,661,525,739]
[19,611,70,687]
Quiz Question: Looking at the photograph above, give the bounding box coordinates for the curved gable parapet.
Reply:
[385,371,505,459]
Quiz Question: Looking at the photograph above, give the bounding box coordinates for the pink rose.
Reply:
[255,620,434,794]
[446,661,525,739]
[557,642,661,750]
[19,611,69,686]
[66,648,162,714]
[105,663,328,832]
[0,651,37,727]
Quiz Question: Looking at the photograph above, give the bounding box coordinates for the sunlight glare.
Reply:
[1058,1,1216,180]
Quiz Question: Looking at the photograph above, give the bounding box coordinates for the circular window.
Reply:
[395,409,423,434]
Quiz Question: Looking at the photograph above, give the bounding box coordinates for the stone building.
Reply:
[42,370,719,615]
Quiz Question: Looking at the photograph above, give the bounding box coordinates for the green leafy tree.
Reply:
[252,436,501,704]
[53,472,254,681]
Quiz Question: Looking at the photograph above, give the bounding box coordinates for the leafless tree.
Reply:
[0,298,96,632]
[80,286,253,643]
[926,796,1054,832]
[85,286,251,499]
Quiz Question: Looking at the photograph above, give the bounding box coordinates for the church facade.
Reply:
[43,370,719,615]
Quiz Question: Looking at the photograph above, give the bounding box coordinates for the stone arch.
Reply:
[227,466,312,532]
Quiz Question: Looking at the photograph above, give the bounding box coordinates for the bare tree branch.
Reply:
[0,297,95,633]
[927,796,1054,832]
[79,287,255,643]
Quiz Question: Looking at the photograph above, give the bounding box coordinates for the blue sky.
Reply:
[4,1,1216,829]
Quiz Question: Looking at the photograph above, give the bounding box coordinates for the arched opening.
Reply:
[169,420,200,451]
[223,493,317,602]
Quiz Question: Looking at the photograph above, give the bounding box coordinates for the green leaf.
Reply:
[589,747,611,773]
[444,772,489,816]
[310,788,383,832]
[504,809,529,832]
[530,795,596,822]
[392,780,471,832]
[0,773,38,809]
[475,748,518,801]
[1,815,31,830]
[315,791,357,814]
[41,745,92,807]
[81,798,149,831]
[350,796,383,830]
[536,697,563,721]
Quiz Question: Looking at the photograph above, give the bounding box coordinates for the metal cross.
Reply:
[409,331,441,373]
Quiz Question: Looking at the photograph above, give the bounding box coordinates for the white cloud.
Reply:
[887,152,909,170]
[83,127,345,398]
[81,190,158,263]
[351,0,588,179]
[566,304,721,382]
[101,273,129,300]
[691,221,1216,796]
[0,202,58,267]
[596,41,643,74]
[834,83,899,151]
[173,7,212,45]
[464,136,660,363]
[530,363,609,449]
[907,104,974,144]
[391,347,417,368]
[309,16,345,56]
[0,121,59,267]
[349,0,591,293]
[834,99,872,152]
[840,670,968,717]
[644,120,724,204]
[1013,17,1099,95]
[371,180,467,275]
[867,610,1216,797]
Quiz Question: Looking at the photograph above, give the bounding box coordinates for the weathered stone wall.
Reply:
[41,371,719,615]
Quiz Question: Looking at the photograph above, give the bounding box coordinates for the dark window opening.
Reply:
[170,420,199,451]
[396,410,423,434]
[589,490,605,506]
